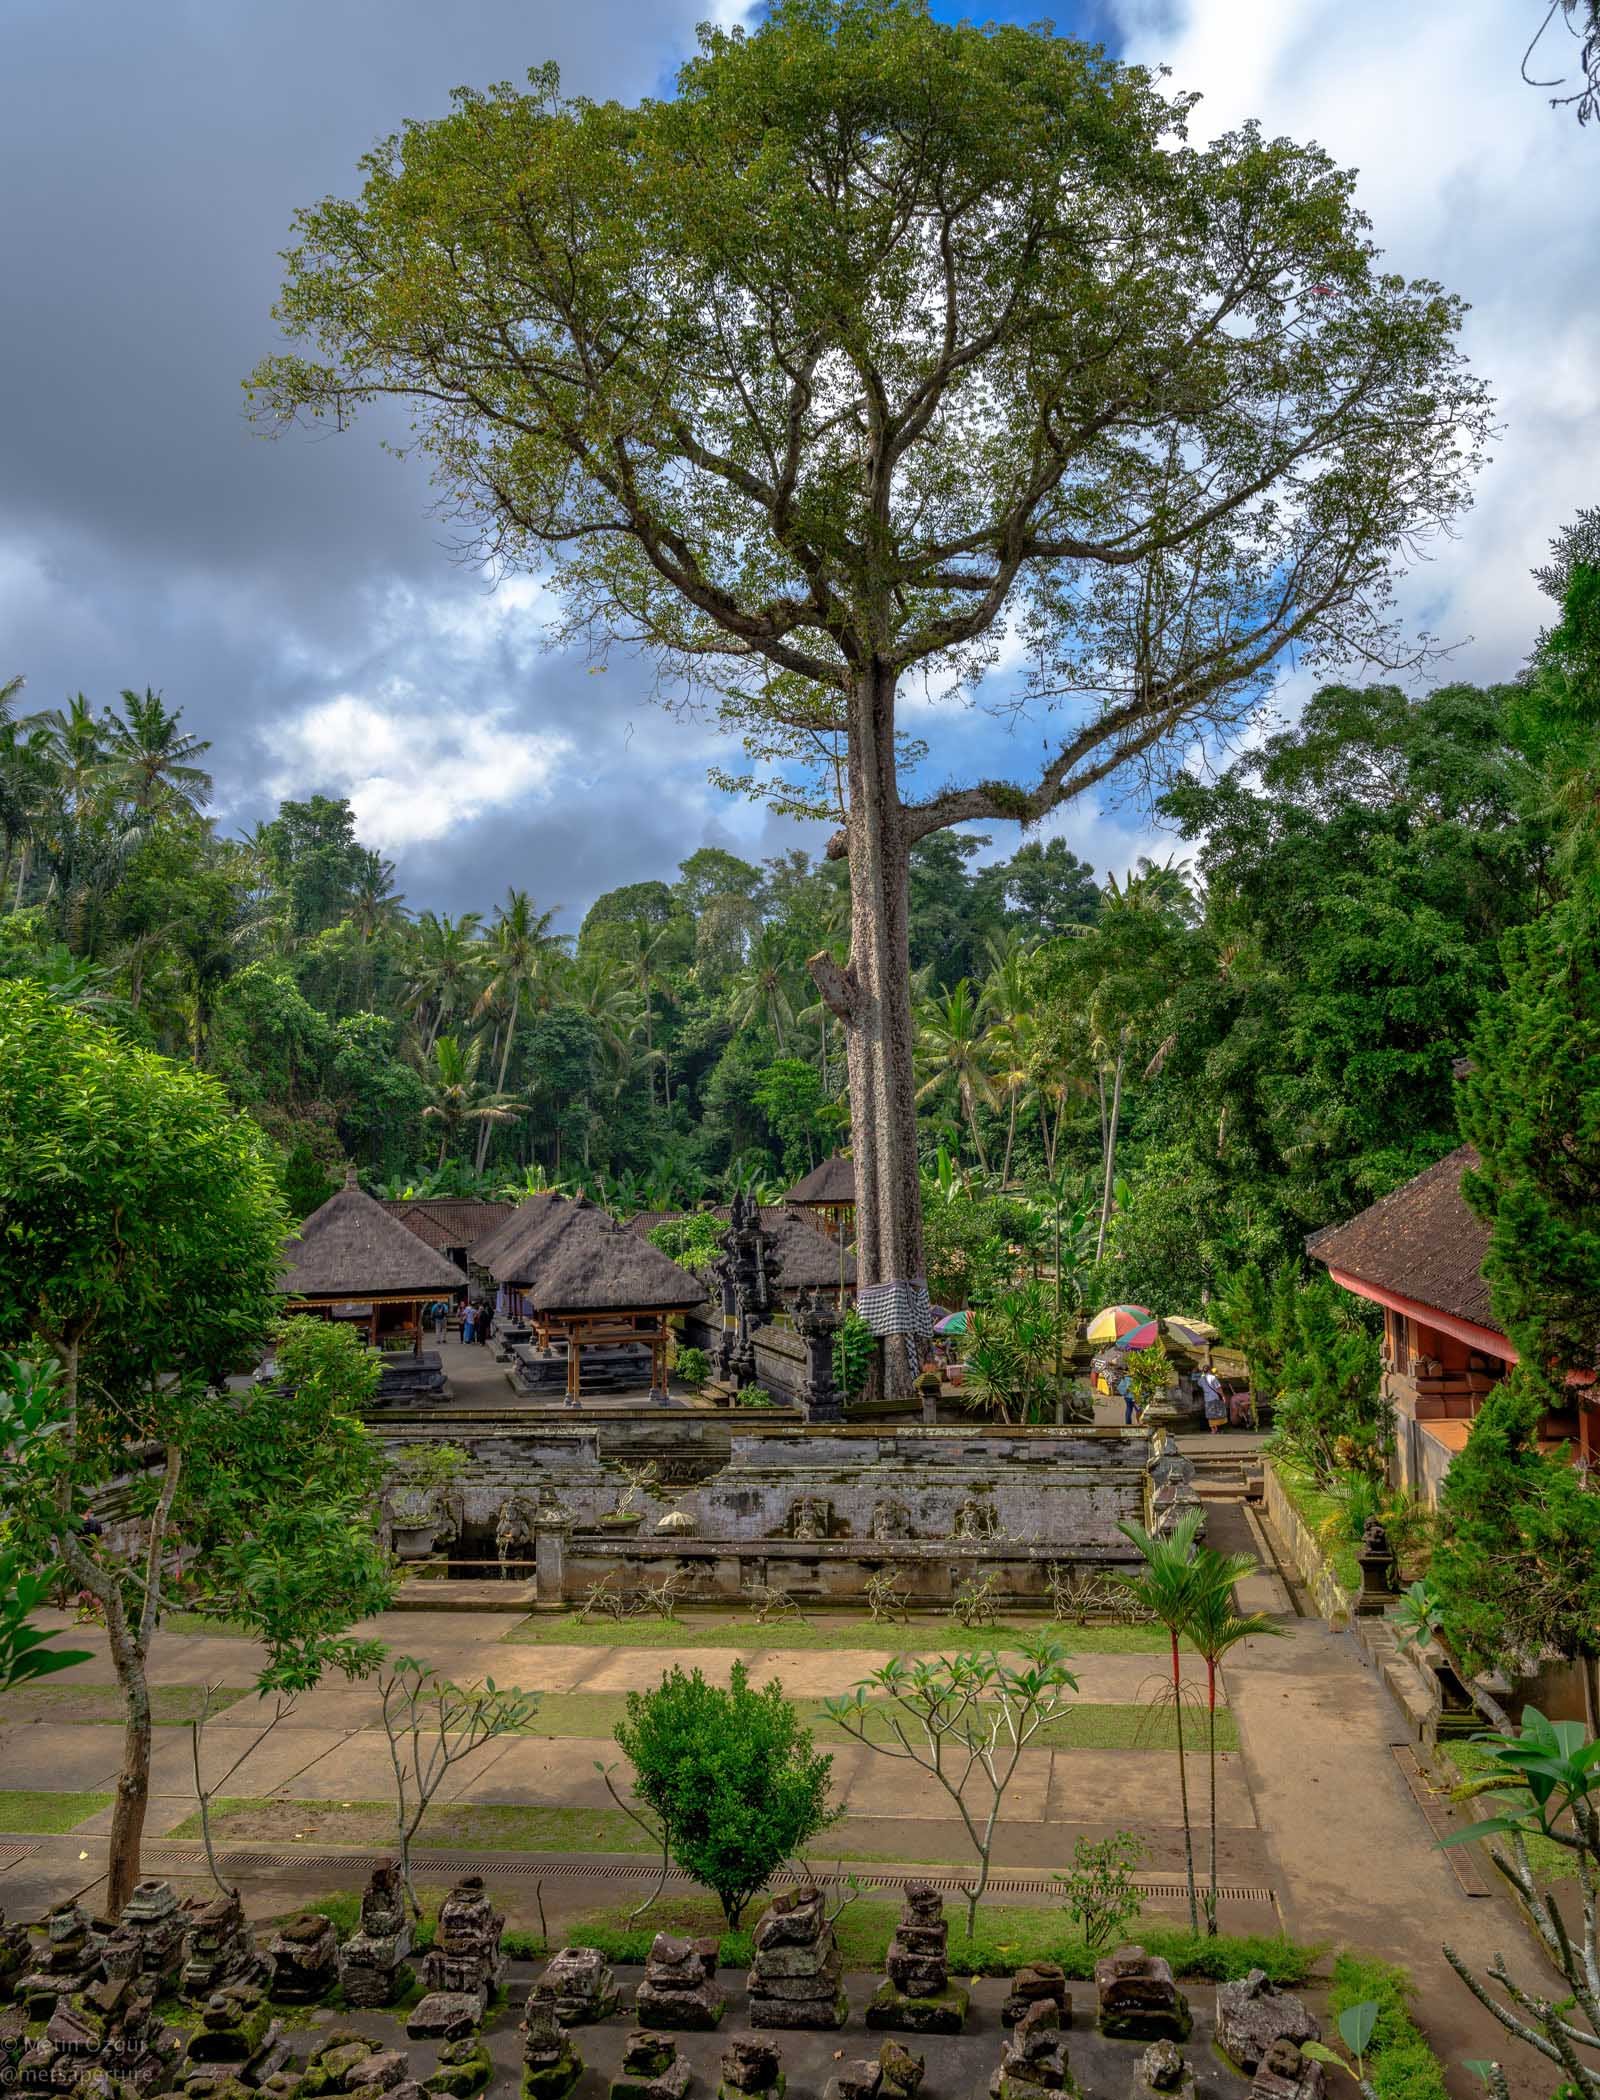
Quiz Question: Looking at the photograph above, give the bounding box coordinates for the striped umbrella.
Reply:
[1086,1302,1155,1344]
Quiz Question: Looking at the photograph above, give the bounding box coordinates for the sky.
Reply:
[2,0,1596,930]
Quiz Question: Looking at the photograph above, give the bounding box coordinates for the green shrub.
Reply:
[674,1346,710,1392]
[647,1214,722,1271]
[736,1385,774,1409]
[831,1309,875,1400]
[614,1662,840,1924]
[1330,1953,1449,2100]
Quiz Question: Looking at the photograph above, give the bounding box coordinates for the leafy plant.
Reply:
[961,1281,1075,1424]
[674,1345,711,1392]
[1126,1336,1175,1414]
[1054,1832,1145,1951]
[736,1385,774,1409]
[647,1212,723,1272]
[615,1662,838,1925]
[830,1308,875,1401]
[1392,1580,1444,1652]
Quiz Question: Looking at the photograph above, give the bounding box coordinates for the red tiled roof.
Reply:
[382,1198,517,1251]
[1307,1146,1497,1331]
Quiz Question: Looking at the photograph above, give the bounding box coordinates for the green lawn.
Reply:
[0,1788,113,1832]
[161,1611,257,1639]
[0,1683,249,1726]
[502,1612,1170,1654]
[1272,1462,1360,1592]
[515,1689,1236,1754]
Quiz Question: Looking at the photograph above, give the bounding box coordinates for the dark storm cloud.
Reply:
[0,0,811,922]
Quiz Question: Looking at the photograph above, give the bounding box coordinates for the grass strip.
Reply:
[1329,1952,1450,2100]
[0,1683,249,1727]
[501,1689,1235,1754]
[1271,1461,1360,1593]
[0,1788,113,1833]
[1439,1742,1570,1884]
[501,1613,1171,1654]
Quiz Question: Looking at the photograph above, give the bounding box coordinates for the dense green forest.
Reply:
[1,510,1594,1312]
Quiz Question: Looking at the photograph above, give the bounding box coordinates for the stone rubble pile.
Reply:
[1136,2038,1196,2099]
[634,1932,725,2031]
[180,1892,259,2001]
[407,1877,504,2040]
[1250,2038,1327,2100]
[1093,1945,1191,2043]
[266,1914,339,2005]
[1215,1968,1320,2071]
[338,1866,414,2010]
[989,1998,1078,2100]
[518,1998,583,2100]
[1000,1963,1069,2030]
[528,1946,621,2026]
[745,1885,847,2031]
[715,2036,784,2100]
[609,2030,691,2100]
[865,1882,966,2036]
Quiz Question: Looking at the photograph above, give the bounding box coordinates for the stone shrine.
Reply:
[519,2000,583,2100]
[339,1865,414,2009]
[408,1877,504,2037]
[634,1933,725,2030]
[988,1998,1079,2100]
[266,1912,338,2004]
[179,1892,258,2000]
[528,1946,621,2025]
[423,2036,492,2096]
[1000,1964,1069,2028]
[1215,1970,1320,2071]
[716,2036,784,2100]
[108,1882,186,1992]
[1250,2039,1327,2100]
[790,1290,845,1423]
[1136,2039,1197,2099]
[865,1882,967,2035]
[609,2031,691,2100]
[745,1885,847,2031]
[297,2028,411,2094]
[18,1903,105,2018]
[185,1981,291,2087]
[1093,1946,1191,2042]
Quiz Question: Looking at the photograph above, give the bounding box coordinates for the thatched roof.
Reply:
[474,1194,705,1313]
[786,1155,856,1207]
[626,1205,855,1291]
[283,1176,465,1299]
[382,1198,517,1253]
[1308,1146,1497,1332]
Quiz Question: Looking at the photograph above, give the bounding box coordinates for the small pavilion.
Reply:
[472,1194,705,1399]
[784,1155,857,1243]
[282,1170,465,1353]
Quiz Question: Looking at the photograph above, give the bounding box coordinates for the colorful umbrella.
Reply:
[1086,1303,1154,1344]
[1122,1318,1162,1350]
[936,1310,968,1335]
[1163,1317,1217,1351]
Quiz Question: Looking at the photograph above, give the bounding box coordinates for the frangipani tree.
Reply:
[251,0,1490,1386]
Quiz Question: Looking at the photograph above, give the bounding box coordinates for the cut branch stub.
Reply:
[808,950,859,1024]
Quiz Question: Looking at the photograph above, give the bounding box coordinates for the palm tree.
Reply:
[474,889,561,1167]
[350,848,408,942]
[915,979,997,1172]
[619,915,678,1108]
[729,924,797,1049]
[981,936,1038,1185]
[102,689,213,819]
[1113,1511,1207,1934]
[421,1034,525,1167]
[1184,1561,1282,1933]
[404,910,484,1051]
[37,695,107,818]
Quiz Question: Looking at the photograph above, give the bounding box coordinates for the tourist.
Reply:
[1117,1370,1137,1426]
[478,1303,494,1346]
[462,1302,477,1346]
[432,1300,447,1344]
[1200,1367,1228,1433]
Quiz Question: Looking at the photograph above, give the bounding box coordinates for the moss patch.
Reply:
[1329,1953,1449,2100]
[0,1788,113,1832]
[501,1613,1170,1655]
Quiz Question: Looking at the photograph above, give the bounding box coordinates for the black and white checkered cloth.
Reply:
[857,1279,935,1378]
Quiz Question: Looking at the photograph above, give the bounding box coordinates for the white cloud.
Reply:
[265,690,573,852]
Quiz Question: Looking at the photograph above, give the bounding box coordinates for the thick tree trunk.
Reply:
[827,665,925,1399]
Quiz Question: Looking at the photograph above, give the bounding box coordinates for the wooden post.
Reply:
[566,1327,581,1406]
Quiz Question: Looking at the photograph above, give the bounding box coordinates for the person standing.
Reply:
[1200,1367,1227,1433]
[478,1303,494,1347]
[432,1300,448,1345]
[1118,1370,1138,1426]
[462,1302,477,1346]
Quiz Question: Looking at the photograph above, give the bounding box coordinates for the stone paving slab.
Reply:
[0,1723,125,1790]
[1044,1746,1257,1830]
[183,1722,363,1799]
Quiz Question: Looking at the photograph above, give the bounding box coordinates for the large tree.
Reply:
[252,0,1489,1383]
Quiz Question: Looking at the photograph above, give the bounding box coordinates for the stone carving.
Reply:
[788,1497,832,1542]
[792,1290,845,1423]
[745,1884,847,2031]
[716,2036,784,2100]
[266,1912,338,2004]
[107,1881,186,1991]
[179,1891,258,2000]
[1136,2039,1196,2098]
[715,1194,782,1389]
[988,1996,1077,2098]
[865,1882,967,2035]
[1093,1946,1191,2043]
[185,1981,291,2087]
[634,1933,724,2030]
[609,2031,690,2100]
[17,1902,104,2018]
[869,1501,912,1544]
[408,1877,504,2035]
[1000,1963,1069,2029]
[21,1968,178,2094]
[529,1946,621,2025]
[339,1864,414,2009]
[1250,2038,1327,2100]
[952,1499,1002,1542]
[518,2000,583,2100]
[423,2036,492,2096]
[1215,1969,1320,2071]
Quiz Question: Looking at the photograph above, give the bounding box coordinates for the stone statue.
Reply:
[714,1194,783,1391]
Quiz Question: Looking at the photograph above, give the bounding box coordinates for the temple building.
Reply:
[784,1154,857,1243]
[382,1196,517,1274]
[281,1171,464,1356]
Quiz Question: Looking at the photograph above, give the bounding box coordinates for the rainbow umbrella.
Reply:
[1122,1317,1162,1350]
[1163,1317,1217,1351]
[935,1310,968,1336]
[1086,1303,1154,1344]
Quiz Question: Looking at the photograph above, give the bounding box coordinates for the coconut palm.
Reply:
[102,688,214,819]
[404,910,484,1051]
[915,979,997,1173]
[1113,1511,1208,1934]
[729,924,798,1050]
[617,914,679,1109]
[350,848,408,942]
[421,1033,525,1167]
[1184,1560,1282,1933]
[474,889,561,1167]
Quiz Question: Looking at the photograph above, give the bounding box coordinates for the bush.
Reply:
[647,1214,723,1271]
[674,1346,710,1392]
[1329,1953,1449,2100]
[831,1309,875,1400]
[961,1281,1076,1424]
[614,1662,840,1925]
[1054,1832,1144,1951]
[736,1385,774,1409]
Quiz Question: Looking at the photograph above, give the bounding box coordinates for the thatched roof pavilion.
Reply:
[784,1154,856,1240]
[473,1194,703,1398]
[282,1171,464,1351]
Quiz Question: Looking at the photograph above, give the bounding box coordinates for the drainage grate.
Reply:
[136,1841,1275,1908]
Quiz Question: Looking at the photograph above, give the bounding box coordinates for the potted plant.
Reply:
[599,1459,658,1529]
[385,1442,468,1560]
